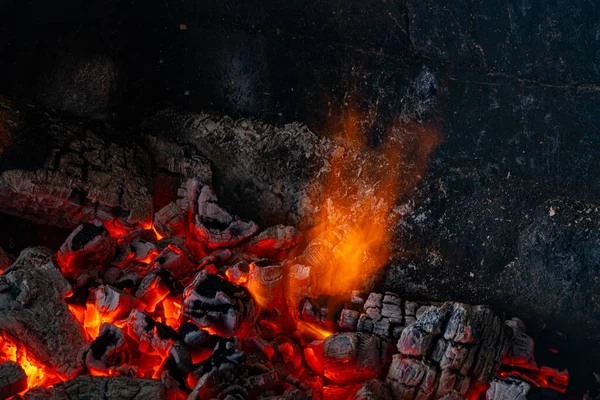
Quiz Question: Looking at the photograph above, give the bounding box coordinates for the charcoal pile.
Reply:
[0,181,568,400]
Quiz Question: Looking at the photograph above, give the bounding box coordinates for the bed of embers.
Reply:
[0,182,569,400]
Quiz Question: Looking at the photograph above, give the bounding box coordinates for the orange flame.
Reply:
[296,104,440,297]
[296,321,334,341]
[0,335,59,391]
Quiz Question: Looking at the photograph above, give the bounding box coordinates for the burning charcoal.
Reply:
[275,338,303,370]
[321,332,392,386]
[225,262,249,285]
[398,325,438,356]
[245,337,275,360]
[191,186,258,248]
[0,267,88,378]
[386,356,437,399]
[301,298,325,323]
[357,314,374,333]
[285,264,315,314]
[436,369,471,397]
[4,247,72,298]
[247,370,279,391]
[56,221,114,276]
[353,379,393,400]
[0,361,27,399]
[486,379,531,400]
[161,341,193,392]
[89,285,141,323]
[188,337,246,399]
[198,249,232,269]
[179,322,220,350]
[114,271,142,290]
[351,291,366,306]
[338,308,360,331]
[182,271,256,337]
[135,268,183,313]
[24,376,166,399]
[405,301,419,317]
[73,267,100,289]
[504,318,535,368]
[244,225,301,258]
[364,293,383,309]
[154,201,185,237]
[390,302,510,398]
[127,309,178,356]
[247,262,284,309]
[85,324,128,373]
[103,266,123,285]
[152,244,195,278]
[322,384,361,400]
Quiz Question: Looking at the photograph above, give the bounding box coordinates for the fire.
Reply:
[296,321,334,341]
[296,105,440,297]
[0,335,59,391]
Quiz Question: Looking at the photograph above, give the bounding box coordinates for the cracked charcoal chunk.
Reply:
[0,361,27,399]
[57,221,114,276]
[486,379,530,400]
[189,337,246,399]
[389,302,510,399]
[85,324,128,372]
[353,379,393,400]
[0,95,153,229]
[4,247,72,298]
[0,267,88,379]
[24,376,166,399]
[182,271,256,337]
[192,186,258,248]
[322,332,392,386]
[244,225,302,258]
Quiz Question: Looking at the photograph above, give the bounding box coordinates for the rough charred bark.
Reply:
[24,376,166,400]
[0,95,153,229]
[0,248,88,379]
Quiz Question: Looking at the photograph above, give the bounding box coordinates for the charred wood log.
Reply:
[0,95,153,229]
[182,271,256,337]
[191,186,258,248]
[23,376,166,399]
[0,263,88,379]
[0,361,27,399]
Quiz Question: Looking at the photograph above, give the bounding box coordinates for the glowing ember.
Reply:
[0,335,59,391]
